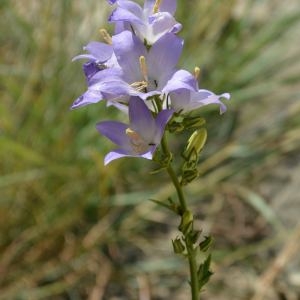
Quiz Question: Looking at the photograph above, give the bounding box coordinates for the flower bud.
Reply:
[178,210,194,234]
[182,128,207,164]
[183,116,206,130]
[172,237,185,254]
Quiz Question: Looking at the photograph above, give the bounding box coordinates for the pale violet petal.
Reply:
[96,121,131,149]
[163,70,198,94]
[129,97,156,142]
[71,89,103,109]
[148,33,183,86]
[154,109,174,143]
[112,31,146,83]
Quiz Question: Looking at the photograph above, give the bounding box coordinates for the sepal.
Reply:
[172,237,186,254]
[199,236,213,252]
[150,197,180,214]
[197,254,213,291]
[178,210,194,235]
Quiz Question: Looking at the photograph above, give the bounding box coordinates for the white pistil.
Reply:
[153,0,161,13]
[126,128,148,154]
[99,28,112,45]
[194,67,200,80]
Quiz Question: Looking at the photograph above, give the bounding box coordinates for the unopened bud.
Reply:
[172,237,185,254]
[184,116,206,129]
[179,210,194,234]
[183,128,207,163]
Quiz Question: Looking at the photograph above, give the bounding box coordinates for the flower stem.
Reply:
[161,133,200,300]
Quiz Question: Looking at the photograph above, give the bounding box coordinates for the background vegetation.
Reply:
[1,0,300,299]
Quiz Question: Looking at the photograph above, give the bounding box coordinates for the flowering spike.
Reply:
[153,0,161,13]
[99,28,112,44]
[194,67,200,80]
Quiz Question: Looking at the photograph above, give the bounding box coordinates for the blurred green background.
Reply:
[1,1,300,299]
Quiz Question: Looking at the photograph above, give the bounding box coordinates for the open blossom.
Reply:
[72,41,118,83]
[71,30,183,109]
[96,96,173,165]
[72,0,231,165]
[107,0,181,44]
[163,70,230,114]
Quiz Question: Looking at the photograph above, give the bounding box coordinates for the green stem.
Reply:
[187,241,200,300]
[160,133,200,300]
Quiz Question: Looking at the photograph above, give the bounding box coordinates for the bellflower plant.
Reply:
[72,0,230,299]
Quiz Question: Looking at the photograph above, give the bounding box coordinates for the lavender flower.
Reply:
[108,0,181,44]
[71,30,183,110]
[96,96,173,165]
[72,41,117,83]
[163,70,230,114]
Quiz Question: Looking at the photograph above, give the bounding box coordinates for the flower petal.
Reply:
[71,89,103,109]
[148,33,183,86]
[160,0,177,15]
[154,108,174,143]
[104,149,132,165]
[163,69,198,94]
[104,148,153,165]
[169,89,193,112]
[72,42,113,63]
[112,30,146,83]
[191,90,231,114]
[98,79,141,100]
[84,42,113,62]
[96,121,131,149]
[129,97,156,142]
[109,6,143,25]
[149,12,182,40]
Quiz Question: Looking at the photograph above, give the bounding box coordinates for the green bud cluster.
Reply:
[181,128,207,185]
[172,210,213,292]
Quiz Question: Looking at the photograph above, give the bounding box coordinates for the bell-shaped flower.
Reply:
[96,96,174,165]
[101,30,183,101]
[72,30,183,110]
[163,70,231,114]
[107,0,181,44]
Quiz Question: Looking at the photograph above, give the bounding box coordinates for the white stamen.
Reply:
[153,0,161,13]
[194,67,200,80]
[99,28,112,45]
[139,56,148,82]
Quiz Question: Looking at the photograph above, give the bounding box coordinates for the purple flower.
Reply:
[163,70,230,114]
[72,41,117,83]
[96,96,173,165]
[108,0,181,44]
[71,30,183,110]
[102,30,183,100]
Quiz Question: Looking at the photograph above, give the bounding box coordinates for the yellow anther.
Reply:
[153,0,161,13]
[126,128,140,141]
[139,56,148,81]
[126,128,148,153]
[194,67,200,80]
[130,81,148,91]
[99,28,112,45]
